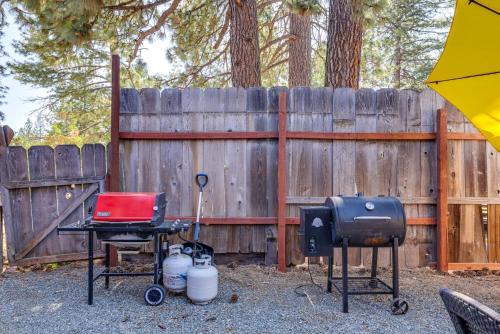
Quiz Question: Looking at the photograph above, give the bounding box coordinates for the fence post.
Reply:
[109,54,120,266]
[110,54,120,192]
[436,108,448,272]
[278,92,287,272]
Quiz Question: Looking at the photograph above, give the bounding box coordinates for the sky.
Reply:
[1,12,172,132]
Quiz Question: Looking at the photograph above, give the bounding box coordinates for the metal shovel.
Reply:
[194,172,208,241]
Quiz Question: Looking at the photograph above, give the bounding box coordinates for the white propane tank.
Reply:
[187,256,218,305]
[162,244,193,293]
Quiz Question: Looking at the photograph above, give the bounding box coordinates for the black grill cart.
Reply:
[57,220,191,306]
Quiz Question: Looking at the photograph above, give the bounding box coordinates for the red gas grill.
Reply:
[91,192,165,225]
[87,192,168,248]
[58,191,192,306]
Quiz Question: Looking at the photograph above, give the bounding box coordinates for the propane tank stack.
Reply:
[161,244,218,304]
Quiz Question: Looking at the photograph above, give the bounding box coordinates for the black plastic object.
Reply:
[298,206,333,257]
[144,284,166,306]
[196,173,209,190]
[182,241,214,262]
[391,298,409,315]
[439,288,500,333]
[325,195,406,247]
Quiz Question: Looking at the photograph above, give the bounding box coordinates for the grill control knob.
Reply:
[365,202,375,211]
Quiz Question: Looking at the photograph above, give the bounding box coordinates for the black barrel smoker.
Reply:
[299,194,409,314]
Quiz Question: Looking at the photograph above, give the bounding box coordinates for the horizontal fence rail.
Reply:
[109,86,500,272]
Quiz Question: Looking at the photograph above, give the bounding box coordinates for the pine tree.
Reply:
[324,0,386,89]
[287,0,322,87]
[361,0,452,89]
[229,0,261,87]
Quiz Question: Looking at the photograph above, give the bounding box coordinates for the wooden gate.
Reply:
[0,142,106,266]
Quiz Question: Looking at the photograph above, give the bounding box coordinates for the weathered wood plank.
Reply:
[355,88,379,267]
[180,88,203,220]
[457,205,487,263]
[486,143,500,198]
[3,126,14,146]
[15,251,104,267]
[2,177,104,189]
[419,89,444,267]
[265,87,283,262]
[332,88,360,266]
[160,88,183,217]
[4,147,32,263]
[138,88,161,192]
[287,87,313,265]
[26,146,59,259]
[82,144,100,250]
[224,87,247,253]
[120,88,140,192]
[488,205,500,262]
[202,88,227,253]
[397,90,421,269]
[244,87,268,254]
[309,88,333,265]
[94,144,106,178]
[55,145,85,255]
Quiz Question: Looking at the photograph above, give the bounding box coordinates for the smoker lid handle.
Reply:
[354,216,392,221]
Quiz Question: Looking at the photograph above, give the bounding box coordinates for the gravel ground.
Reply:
[0,262,498,334]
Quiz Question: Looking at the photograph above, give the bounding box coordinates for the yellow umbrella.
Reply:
[426,0,500,150]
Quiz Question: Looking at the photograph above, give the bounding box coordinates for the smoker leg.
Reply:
[153,232,160,285]
[327,251,333,293]
[390,237,408,315]
[369,247,379,288]
[392,238,399,301]
[88,231,94,305]
[104,243,110,289]
[342,237,349,313]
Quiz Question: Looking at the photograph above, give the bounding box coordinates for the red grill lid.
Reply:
[92,192,158,222]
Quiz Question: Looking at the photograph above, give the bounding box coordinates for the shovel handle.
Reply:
[196,173,209,190]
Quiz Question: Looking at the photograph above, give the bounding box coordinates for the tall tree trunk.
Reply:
[229,0,261,87]
[392,36,402,89]
[324,0,363,89]
[288,13,312,87]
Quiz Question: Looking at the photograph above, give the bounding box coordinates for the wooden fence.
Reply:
[114,86,499,271]
[0,87,499,271]
[0,143,105,266]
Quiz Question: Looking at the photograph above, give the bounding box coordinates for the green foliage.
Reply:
[361,0,453,89]
[286,0,322,16]
[5,0,453,147]
[8,0,163,145]
[166,0,230,87]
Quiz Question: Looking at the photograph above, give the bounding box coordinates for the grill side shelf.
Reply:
[57,220,192,234]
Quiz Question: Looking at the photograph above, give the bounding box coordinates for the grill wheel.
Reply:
[144,284,166,306]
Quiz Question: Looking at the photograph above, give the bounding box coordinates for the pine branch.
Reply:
[214,5,230,50]
[130,0,182,62]
[105,0,170,11]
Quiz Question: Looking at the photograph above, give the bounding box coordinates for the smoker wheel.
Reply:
[391,298,409,315]
[144,284,166,306]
